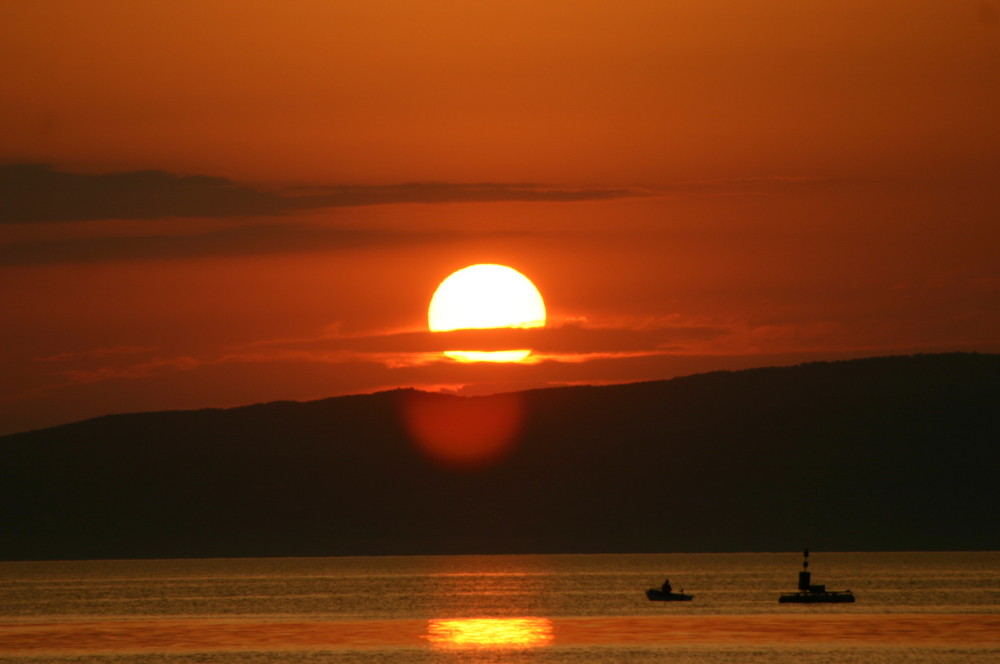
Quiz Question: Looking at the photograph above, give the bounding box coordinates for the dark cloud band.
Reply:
[1,164,639,224]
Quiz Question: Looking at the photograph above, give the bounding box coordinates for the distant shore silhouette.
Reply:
[1,353,997,560]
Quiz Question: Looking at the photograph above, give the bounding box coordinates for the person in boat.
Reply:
[661,578,672,593]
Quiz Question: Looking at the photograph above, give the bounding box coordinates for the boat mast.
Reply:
[798,547,811,591]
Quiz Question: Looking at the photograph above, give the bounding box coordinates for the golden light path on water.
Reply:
[1,615,999,655]
[424,617,554,649]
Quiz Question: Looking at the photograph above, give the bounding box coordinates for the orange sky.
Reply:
[2,1,998,435]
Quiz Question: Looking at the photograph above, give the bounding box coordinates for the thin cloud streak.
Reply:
[0,224,492,265]
[0,164,642,224]
[36,345,160,362]
[239,323,726,356]
[22,322,712,393]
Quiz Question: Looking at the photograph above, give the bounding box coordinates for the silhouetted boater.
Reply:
[646,576,692,602]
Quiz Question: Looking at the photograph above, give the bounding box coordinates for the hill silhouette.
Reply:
[2,353,998,560]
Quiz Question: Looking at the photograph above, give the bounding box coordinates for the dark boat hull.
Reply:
[646,588,694,601]
[779,590,855,603]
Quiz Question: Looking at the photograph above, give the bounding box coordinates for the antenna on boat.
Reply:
[798,548,811,591]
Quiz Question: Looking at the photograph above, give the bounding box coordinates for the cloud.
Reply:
[25,321,721,394]
[0,223,488,264]
[1,164,293,223]
[36,345,159,362]
[0,164,642,263]
[235,321,727,366]
[0,164,641,224]
[57,356,202,385]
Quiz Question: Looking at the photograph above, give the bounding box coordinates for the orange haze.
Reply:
[1,1,998,435]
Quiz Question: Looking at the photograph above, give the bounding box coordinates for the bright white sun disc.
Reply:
[428,264,546,362]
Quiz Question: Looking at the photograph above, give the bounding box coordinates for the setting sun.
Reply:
[428,264,546,362]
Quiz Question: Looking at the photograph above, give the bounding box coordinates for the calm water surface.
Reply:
[1,552,998,663]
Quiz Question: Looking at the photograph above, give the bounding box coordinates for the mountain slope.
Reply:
[2,353,997,559]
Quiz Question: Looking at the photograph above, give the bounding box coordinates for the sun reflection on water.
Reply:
[424,617,554,649]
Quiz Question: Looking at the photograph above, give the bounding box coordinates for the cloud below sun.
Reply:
[243,321,723,365]
[21,319,723,396]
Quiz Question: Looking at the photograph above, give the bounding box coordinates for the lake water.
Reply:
[1,552,998,663]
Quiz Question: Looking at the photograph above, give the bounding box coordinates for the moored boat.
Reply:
[779,548,855,603]
[778,588,855,603]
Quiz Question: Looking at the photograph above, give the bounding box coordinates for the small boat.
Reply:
[645,588,694,602]
[646,577,693,601]
[778,548,855,604]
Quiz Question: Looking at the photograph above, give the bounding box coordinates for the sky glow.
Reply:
[1,1,998,435]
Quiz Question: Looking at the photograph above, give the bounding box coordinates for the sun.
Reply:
[428,264,546,362]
